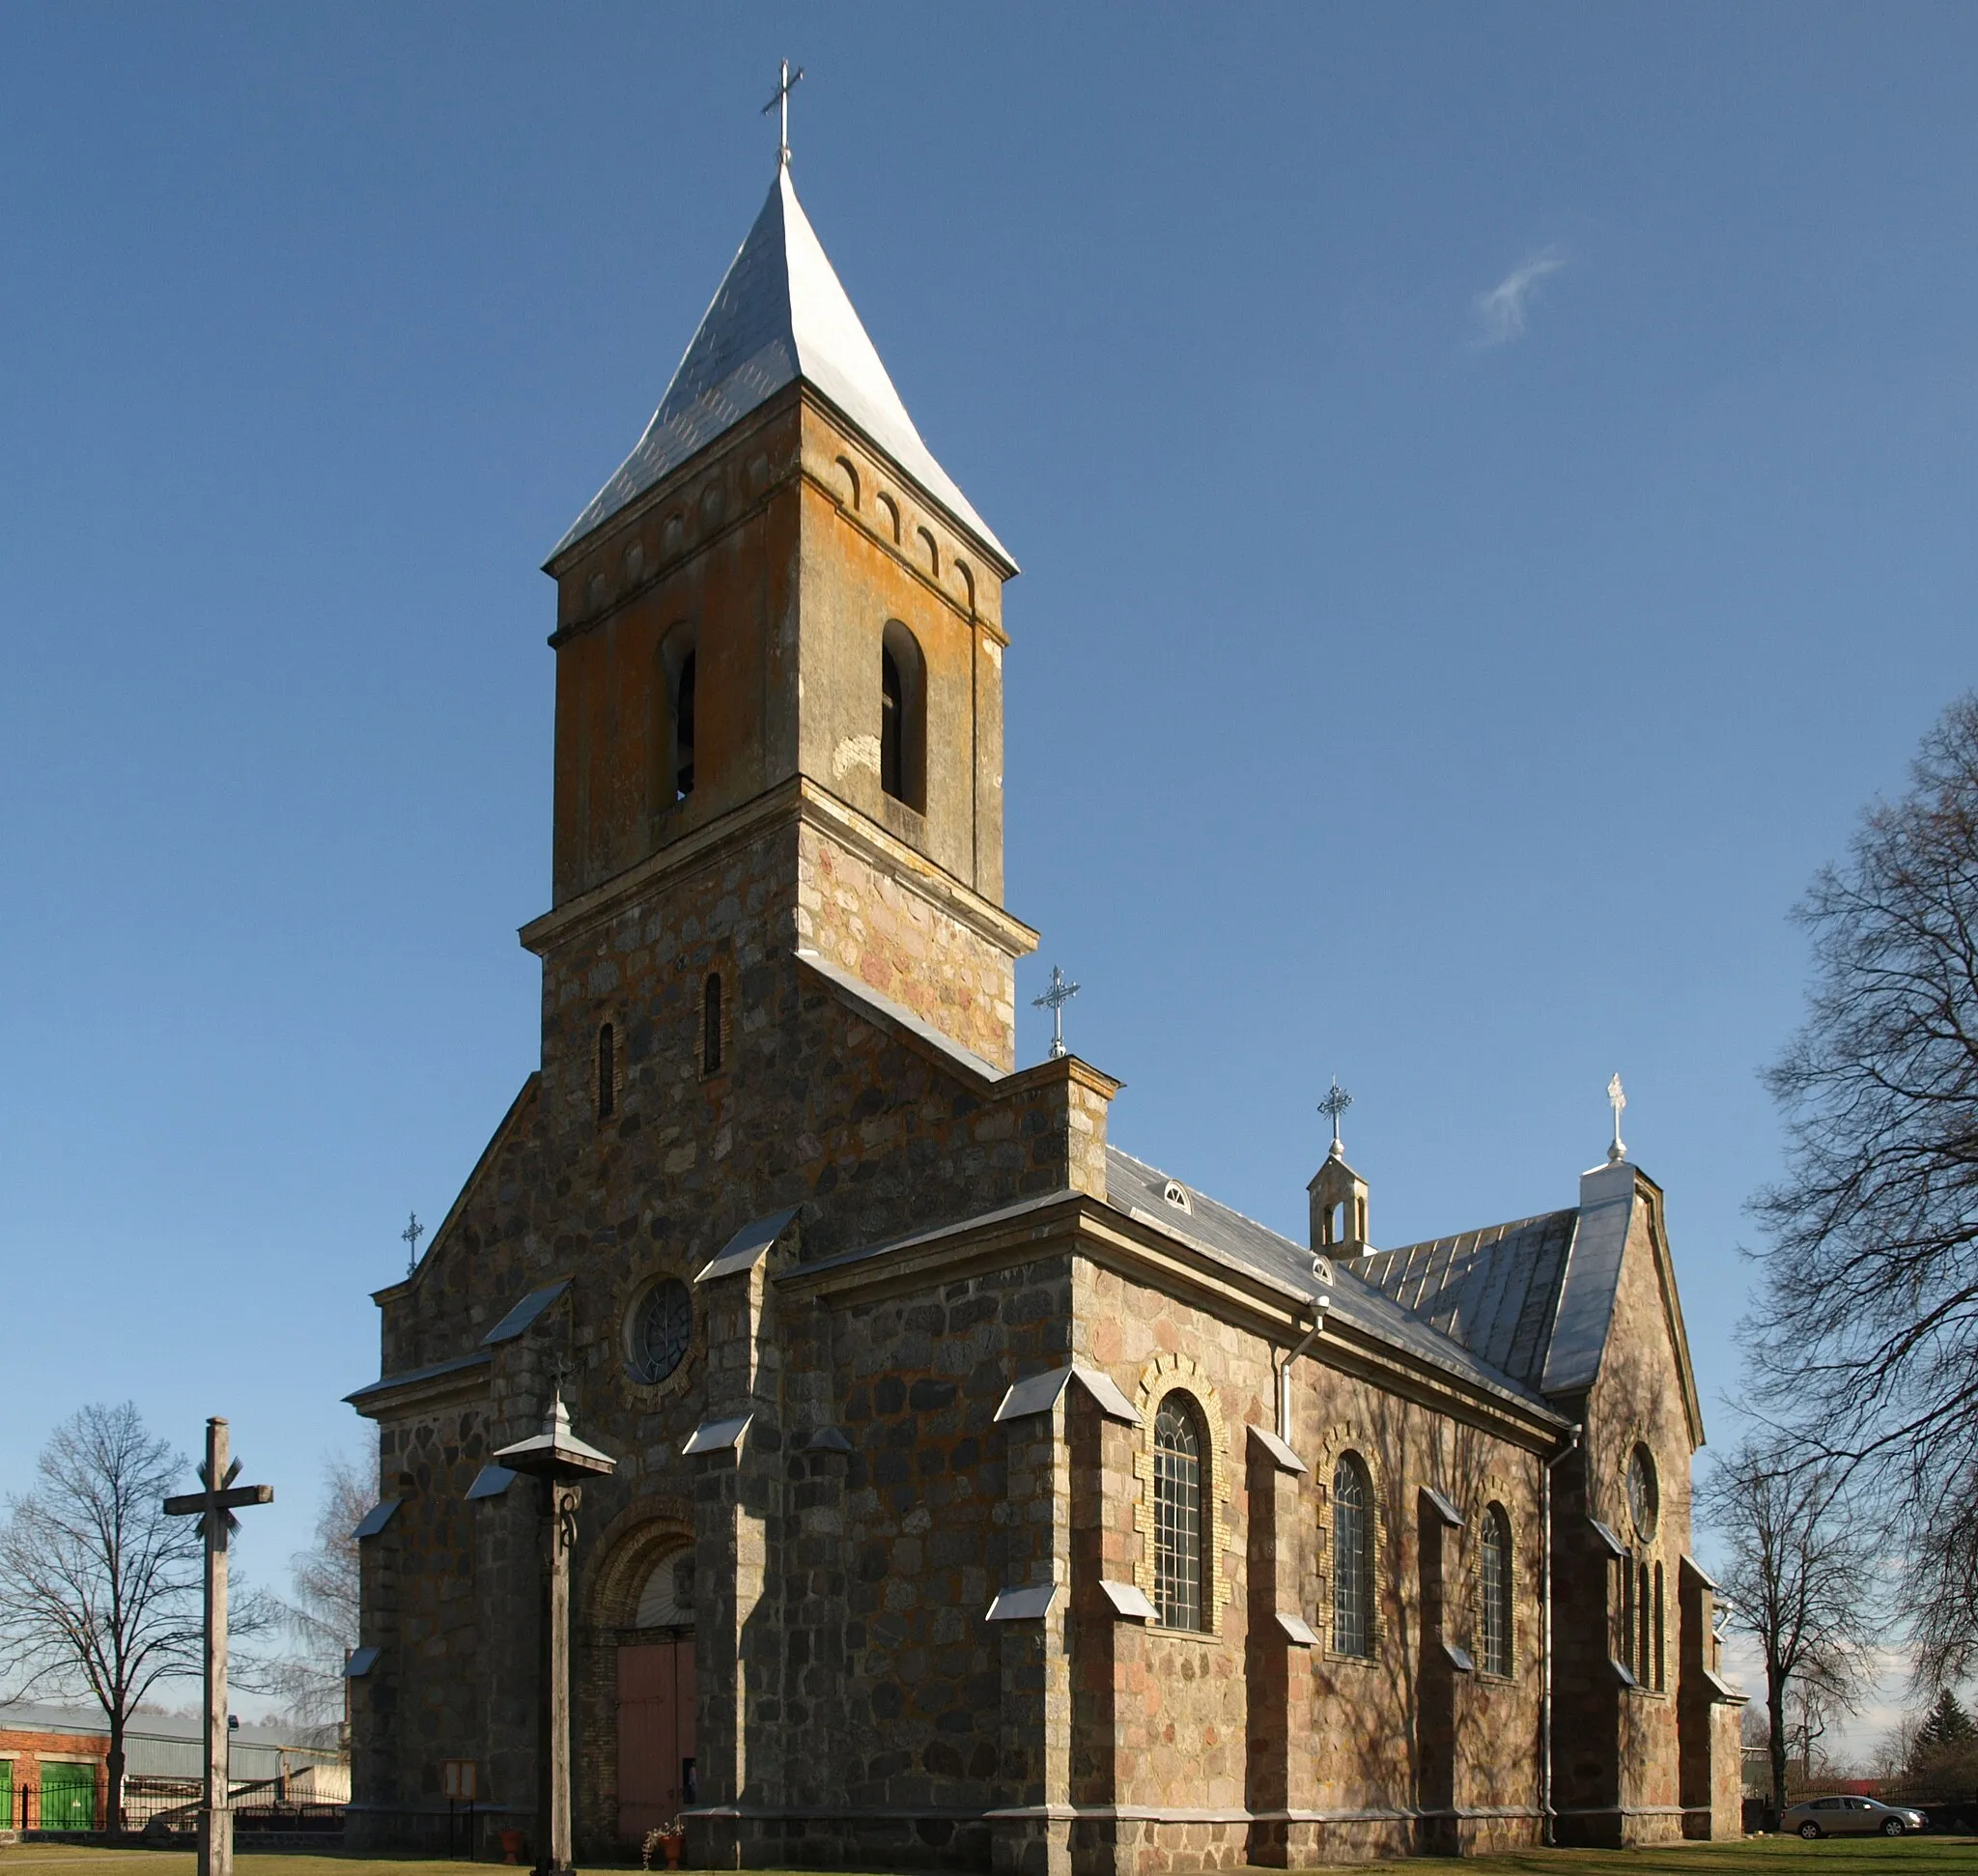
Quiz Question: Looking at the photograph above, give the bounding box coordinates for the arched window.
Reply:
[879,621,925,810]
[701,972,723,1076]
[1638,1561,1653,1685]
[673,649,696,799]
[1479,1503,1512,1677]
[1332,1453,1373,1658]
[597,1022,617,1120]
[1152,1394,1205,1630]
[1653,1559,1666,1691]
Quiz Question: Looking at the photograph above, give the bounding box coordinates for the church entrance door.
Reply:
[617,1639,695,1842]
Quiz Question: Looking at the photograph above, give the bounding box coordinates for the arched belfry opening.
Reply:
[879,620,925,811]
[652,625,697,815]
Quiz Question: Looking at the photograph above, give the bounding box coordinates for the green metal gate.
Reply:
[0,1759,13,1828]
[40,1760,97,1829]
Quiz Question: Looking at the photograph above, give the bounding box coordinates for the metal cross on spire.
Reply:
[763,58,805,168]
[401,1210,425,1276]
[1606,1073,1627,1164]
[1032,965,1080,1060]
[1319,1078,1353,1156]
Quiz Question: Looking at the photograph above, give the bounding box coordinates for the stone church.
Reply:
[344,151,1744,1872]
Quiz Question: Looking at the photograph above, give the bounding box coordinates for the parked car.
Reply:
[1781,1795,1928,1837]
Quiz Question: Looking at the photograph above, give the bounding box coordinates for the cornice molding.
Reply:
[519,775,1037,960]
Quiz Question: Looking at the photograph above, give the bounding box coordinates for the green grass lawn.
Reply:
[1390,1837,1978,1876]
[0,1833,1971,1876]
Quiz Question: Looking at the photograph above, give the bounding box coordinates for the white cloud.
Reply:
[1471,245,1565,347]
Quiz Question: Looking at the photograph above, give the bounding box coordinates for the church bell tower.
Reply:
[528,157,1035,1073]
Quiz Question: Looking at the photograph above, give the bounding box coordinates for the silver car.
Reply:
[1781,1794,1927,1837]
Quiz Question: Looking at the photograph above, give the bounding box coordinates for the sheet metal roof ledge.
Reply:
[1098,1579,1156,1621]
[994,1363,1142,1427]
[1422,1485,1465,1528]
[350,1499,401,1540]
[682,1412,754,1457]
[984,1584,1060,1621]
[697,1208,800,1283]
[466,1464,518,1501]
[1589,1519,1628,1558]
[1248,1424,1309,1474]
[1277,1611,1320,1647]
[482,1278,572,1345]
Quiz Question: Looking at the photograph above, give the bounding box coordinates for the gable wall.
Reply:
[1552,1183,1707,1844]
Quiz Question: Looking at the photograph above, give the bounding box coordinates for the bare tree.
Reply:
[265,1452,369,1741]
[1749,692,1978,1686]
[1700,1438,1877,1818]
[0,1404,202,1832]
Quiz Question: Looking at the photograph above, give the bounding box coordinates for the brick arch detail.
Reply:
[1466,1470,1522,1679]
[1311,1418,1391,1657]
[1131,1351,1232,1630]
[583,1496,695,1638]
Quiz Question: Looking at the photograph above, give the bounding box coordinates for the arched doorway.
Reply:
[617,1544,696,1842]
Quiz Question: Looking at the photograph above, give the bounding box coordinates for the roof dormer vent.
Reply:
[1161,1180,1192,1214]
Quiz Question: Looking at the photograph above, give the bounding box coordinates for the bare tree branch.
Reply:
[0,1405,201,1832]
[261,1451,368,1742]
[1747,691,1978,1688]
[1700,1438,1877,1817]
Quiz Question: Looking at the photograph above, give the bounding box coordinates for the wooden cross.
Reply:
[762,58,804,167]
[163,1419,272,1876]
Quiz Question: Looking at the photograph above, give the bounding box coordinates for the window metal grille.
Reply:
[1332,1455,1372,1658]
[1153,1398,1203,1630]
[1480,1504,1512,1676]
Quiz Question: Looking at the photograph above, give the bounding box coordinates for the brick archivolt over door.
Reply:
[584,1499,697,1635]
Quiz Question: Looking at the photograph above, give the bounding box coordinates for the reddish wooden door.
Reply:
[617,1640,696,1842]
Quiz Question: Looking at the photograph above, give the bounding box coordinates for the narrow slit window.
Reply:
[878,622,925,810]
[1638,1562,1652,1684]
[1332,1453,1373,1658]
[702,972,723,1076]
[597,1023,616,1120]
[1480,1503,1512,1677]
[674,649,696,799]
[881,647,904,800]
[1653,1560,1666,1691]
[1152,1396,1204,1630]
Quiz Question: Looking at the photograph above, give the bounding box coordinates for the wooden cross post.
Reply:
[164,1419,273,1876]
[494,1391,614,1876]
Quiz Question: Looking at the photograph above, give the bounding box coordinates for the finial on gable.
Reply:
[1319,1077,1352,1158]
[763,58,804,170]
[1606,1072,1627,1164]
[1309,1079,1370,1256]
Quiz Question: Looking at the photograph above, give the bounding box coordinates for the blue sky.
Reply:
[2,7,1972,1729]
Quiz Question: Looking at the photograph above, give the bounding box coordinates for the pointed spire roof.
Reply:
[552,166,1011,569]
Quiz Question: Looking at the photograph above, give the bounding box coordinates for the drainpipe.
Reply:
[1540,1423,1583,1847]
[1277,1265,1332,1442]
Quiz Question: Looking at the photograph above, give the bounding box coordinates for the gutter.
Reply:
[1276,1260,1333,1441]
